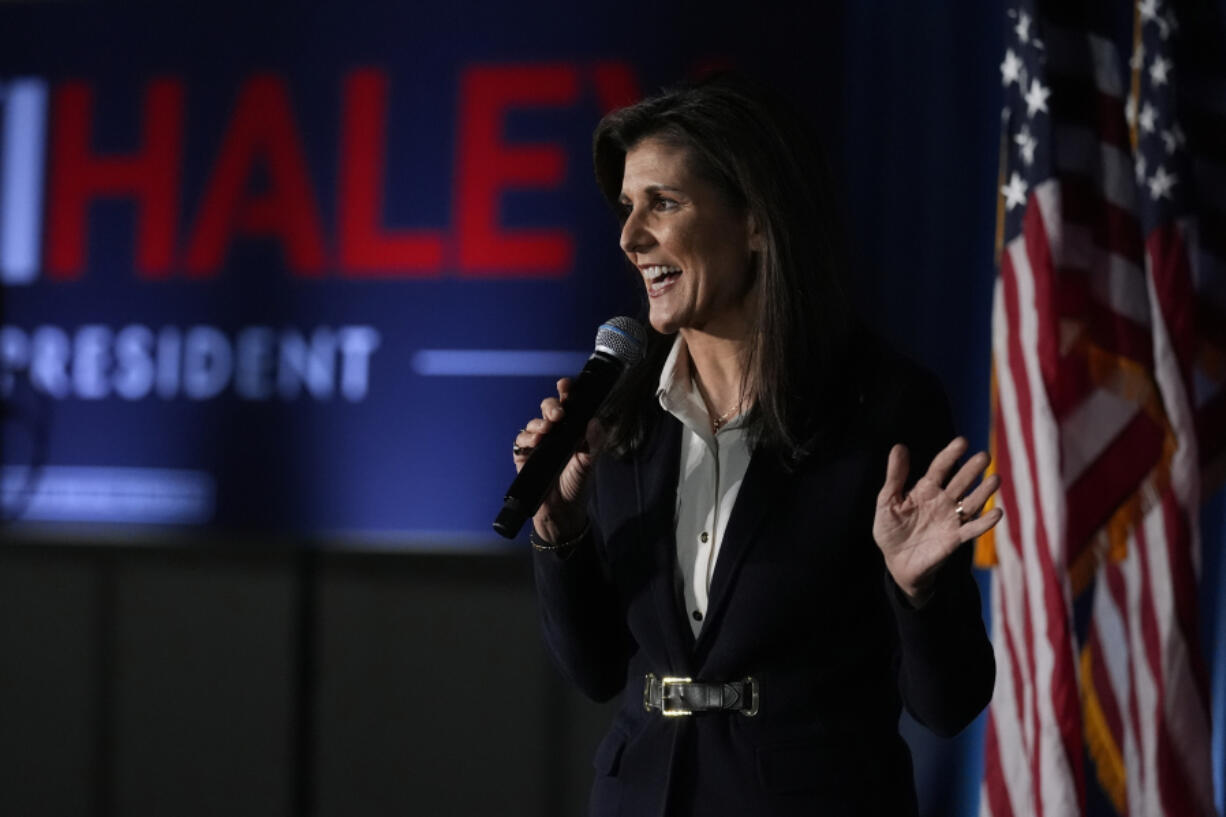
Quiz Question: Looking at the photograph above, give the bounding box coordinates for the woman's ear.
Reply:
[747,211,766,253]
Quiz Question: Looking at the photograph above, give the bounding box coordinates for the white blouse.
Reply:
[656,337,752,637]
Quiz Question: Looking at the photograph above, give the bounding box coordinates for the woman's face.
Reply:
[618,138,760,337]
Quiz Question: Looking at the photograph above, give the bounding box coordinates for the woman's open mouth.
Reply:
[642,265,682,296]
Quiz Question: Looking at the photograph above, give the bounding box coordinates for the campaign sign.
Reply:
[0,3,839,545]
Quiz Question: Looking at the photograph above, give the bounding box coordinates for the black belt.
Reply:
[643,673,759,717]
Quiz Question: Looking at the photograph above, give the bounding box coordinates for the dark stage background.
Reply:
[1,1,1222,815]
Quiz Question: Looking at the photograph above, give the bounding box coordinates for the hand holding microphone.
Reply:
[511,377,604,545]
[494,317,645,540]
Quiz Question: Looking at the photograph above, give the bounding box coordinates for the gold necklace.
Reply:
[710,404,739,434]
[691,369,741,434]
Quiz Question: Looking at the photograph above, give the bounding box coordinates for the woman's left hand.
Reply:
[872,437,1003,607]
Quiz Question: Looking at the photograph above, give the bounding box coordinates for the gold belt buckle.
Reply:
[644,674,694,717]
[660,676,693,717]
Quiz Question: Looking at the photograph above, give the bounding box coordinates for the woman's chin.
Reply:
[647,312,680,335]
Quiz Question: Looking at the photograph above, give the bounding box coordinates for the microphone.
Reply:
[493,317,646,539]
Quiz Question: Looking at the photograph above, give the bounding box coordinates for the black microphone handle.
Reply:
[493,352,622,539]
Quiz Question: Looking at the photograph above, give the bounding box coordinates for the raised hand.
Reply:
[512,377,605,545]
[872,437,1003,606]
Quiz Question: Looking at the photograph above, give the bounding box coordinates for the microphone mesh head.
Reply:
[595,317,646,367]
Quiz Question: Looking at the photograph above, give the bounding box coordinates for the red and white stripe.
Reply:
[980,16,1219,816]
[981,184,1089,817]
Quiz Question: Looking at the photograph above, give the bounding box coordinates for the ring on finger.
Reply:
[955,499,968,524]
[513,442,533,457]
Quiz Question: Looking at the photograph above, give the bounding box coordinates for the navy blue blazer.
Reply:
[533,342,995,816]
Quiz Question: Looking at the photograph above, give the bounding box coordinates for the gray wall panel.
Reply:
[313,553,553,817]
[111,555,295,817]
[0,546,623,817]
[0,550,100,817]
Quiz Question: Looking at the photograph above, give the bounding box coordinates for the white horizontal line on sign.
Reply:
[2,466,215,525]
[411,350,589,377]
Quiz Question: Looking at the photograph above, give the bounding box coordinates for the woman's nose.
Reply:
[619,210,654,255]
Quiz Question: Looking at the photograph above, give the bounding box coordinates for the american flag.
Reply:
[976,1,1225,815]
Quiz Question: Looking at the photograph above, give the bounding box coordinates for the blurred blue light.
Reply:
[0,78,47,285]
[411,349,589,377]
[2,466,215,524]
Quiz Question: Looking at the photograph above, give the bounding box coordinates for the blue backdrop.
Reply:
[0,2,845,542]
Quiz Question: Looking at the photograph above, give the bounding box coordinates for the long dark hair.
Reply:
[594,74,853,458]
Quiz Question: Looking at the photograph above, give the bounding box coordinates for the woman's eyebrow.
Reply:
[621,184,685,199]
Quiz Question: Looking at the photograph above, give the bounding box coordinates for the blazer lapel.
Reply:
[692,448,789,658]
[633,410,696,674]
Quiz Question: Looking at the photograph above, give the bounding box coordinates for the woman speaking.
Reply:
[512,76,1000,816]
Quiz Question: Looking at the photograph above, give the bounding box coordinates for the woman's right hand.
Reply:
[513,377,605,545]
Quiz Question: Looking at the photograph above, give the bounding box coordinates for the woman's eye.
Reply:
[652,197,678,211]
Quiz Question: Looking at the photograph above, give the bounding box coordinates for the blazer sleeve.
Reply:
[532,478,634,703]
[882,367,996,738]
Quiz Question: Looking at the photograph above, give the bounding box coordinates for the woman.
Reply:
[513,76,1000,816]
